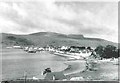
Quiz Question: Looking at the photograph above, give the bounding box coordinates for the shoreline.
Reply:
[62,60,86,75]
[54,53,118,81]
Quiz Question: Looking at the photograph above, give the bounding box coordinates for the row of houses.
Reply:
[23,45,94,52]
[6,45,95,56]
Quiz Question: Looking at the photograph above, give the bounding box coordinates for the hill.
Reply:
[1,32,118,48]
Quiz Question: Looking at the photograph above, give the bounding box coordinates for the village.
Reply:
[6,45,95,59]
[6,44,119,61]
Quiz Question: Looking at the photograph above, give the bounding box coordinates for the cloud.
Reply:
[0,1,118,42]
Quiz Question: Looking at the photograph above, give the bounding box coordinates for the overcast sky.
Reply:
[0,0,118,43]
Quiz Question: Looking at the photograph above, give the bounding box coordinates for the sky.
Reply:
[0,0,118,43]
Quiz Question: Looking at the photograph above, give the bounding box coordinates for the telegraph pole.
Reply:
[24,71,27,83]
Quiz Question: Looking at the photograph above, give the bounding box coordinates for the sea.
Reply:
[1,48,68,81]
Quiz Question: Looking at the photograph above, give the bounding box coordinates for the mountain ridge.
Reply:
[1,32,117,47]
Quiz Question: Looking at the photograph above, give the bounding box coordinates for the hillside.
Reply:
[1,32,118,48]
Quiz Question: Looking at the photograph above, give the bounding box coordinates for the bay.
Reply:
[1,48,67,80]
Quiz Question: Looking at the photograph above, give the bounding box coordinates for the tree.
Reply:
[95,45,105,58]
[104,45,118,58]
[95,45,118,58]
[118,49,120,57]
[87,47,92,50]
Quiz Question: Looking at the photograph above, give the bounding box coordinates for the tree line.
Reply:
[95,45,119,59]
